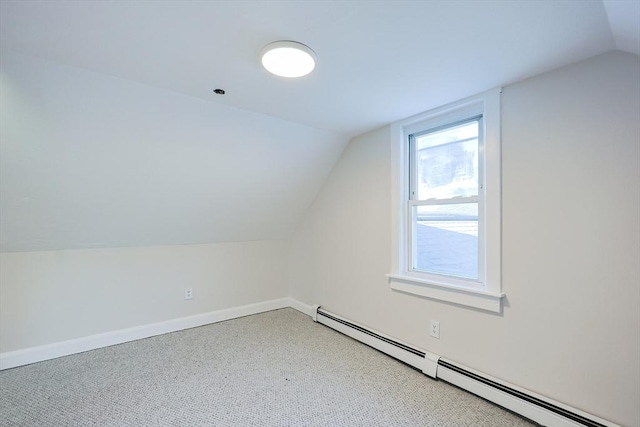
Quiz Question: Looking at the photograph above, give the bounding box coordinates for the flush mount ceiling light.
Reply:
[260,41,317,78]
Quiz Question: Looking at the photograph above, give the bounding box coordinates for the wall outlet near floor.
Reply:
[184,287,193,300]
[430,320,440,339]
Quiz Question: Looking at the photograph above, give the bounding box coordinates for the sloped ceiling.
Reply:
[603,0,640,54]
[1,51,347,252]
[1,0,631,136]
[0,1,638,252]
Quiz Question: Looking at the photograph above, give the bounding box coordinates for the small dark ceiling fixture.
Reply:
[213,88,226,95]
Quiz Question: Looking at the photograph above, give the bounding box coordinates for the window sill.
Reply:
[386,274,504,313]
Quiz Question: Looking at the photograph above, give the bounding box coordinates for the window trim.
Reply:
[387,88,504,313]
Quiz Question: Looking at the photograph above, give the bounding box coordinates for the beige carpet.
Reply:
[0,308,537,426]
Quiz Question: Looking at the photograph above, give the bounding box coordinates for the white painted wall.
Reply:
[287,51,640,427]
[0,50,339,361]
[0,240,286,353]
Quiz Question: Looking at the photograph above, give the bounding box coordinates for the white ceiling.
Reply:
[0,0,638,252]
[1,0,636,138]
[603,0,640,55]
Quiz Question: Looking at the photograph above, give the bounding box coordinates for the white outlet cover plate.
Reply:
[430,320,440,339]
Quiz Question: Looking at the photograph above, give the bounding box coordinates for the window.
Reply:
[387,89,503,312]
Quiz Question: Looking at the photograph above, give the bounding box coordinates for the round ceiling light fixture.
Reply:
[260,41,317,78]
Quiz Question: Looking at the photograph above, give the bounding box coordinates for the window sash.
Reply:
[407,117,485,285]
[408,116,483,203]
[409,196,479,206]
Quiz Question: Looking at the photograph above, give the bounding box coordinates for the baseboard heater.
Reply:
[312,305,616,427]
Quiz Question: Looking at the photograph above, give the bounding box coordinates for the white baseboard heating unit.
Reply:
[312,305,616,427]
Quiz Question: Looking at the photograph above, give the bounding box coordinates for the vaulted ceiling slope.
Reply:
[0,1,638,252]
[603,0,640,54]
[0,51,347,252]
[1,0,637,137]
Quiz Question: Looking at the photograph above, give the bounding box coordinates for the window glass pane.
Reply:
[413,203,478,280]
[414,121,478,200]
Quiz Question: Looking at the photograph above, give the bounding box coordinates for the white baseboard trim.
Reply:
[306,303,618,427]
[286,297,315,317]
[0,297,291,370]
[0,298,619,427]
[437,359,617,427]
[314,306,439,378]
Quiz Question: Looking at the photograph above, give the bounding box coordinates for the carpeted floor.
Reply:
[0,308,537,426]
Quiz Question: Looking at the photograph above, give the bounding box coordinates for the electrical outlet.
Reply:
[184,287,193,300]
[430,320,440,339]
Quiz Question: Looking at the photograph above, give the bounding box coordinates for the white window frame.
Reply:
[387,88,504,313]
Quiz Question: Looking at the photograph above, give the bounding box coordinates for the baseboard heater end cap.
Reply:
[311,304,321,322]
[423,351,440,378]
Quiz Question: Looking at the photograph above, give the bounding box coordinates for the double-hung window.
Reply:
[409,117,483,282]
[388,89,503,312]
